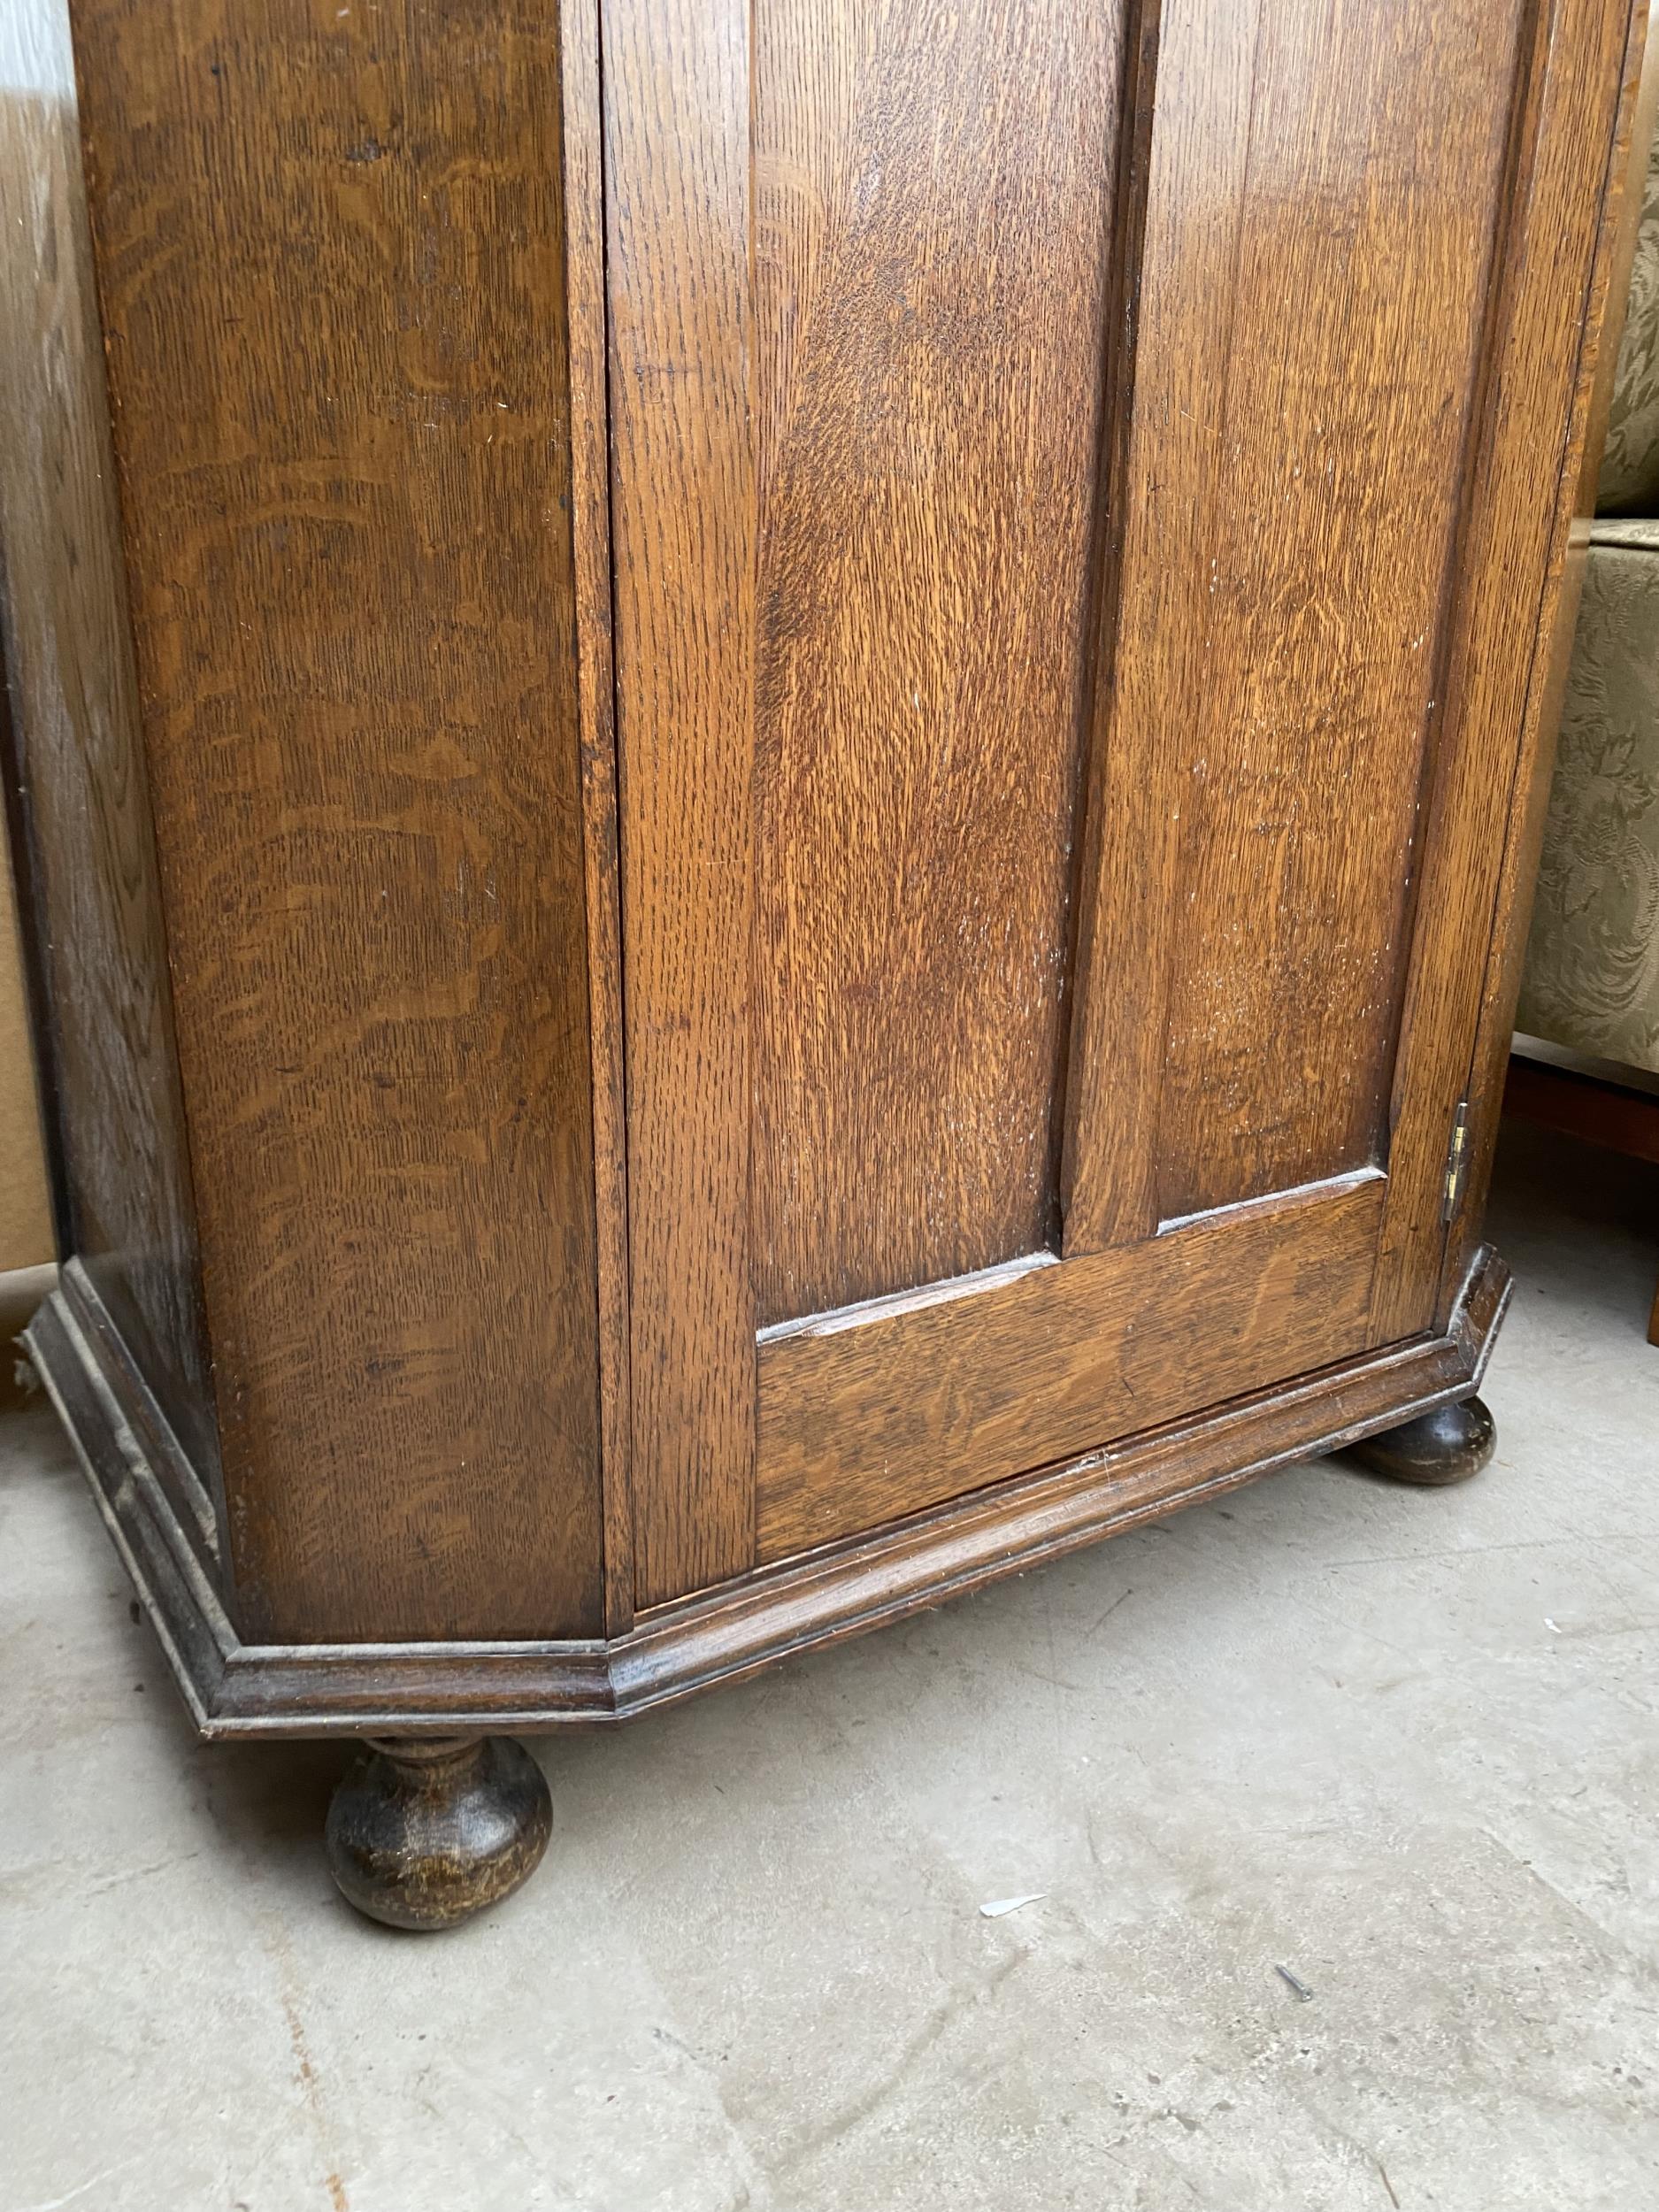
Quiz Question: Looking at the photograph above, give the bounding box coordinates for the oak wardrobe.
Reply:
[11,0,1647,1924]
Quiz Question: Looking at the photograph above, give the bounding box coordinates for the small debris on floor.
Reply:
[979,1893,1047,1919]
[1275,1963,1315,2001]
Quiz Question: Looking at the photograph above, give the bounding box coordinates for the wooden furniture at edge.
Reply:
[1503,1053,1659,1340]
[7,0,1647,1928]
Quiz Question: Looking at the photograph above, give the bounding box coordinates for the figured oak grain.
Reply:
[30,0,1638,1644]
[603,0,759,1608]
[71,0,604,1641]
[0,47,218,1498]
[749,0,1124,1324]
[27,1239,1510,1730]
[757,1176,1385,1561]
[1370,0,1644,1342]
[558,0,634,1637]
[1423,0,1655,1336]
[604,0,1639,1601]
[1064,0,1527,1244]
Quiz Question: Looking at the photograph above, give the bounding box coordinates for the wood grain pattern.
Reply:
[1062,0,1263,1252]
[757,1174,1384,1560]
[1438,0,1655,1325]
[1370,0,1643,1343]
[602,0,1637,1601]
[26,0,1636,1663]
[0,816,52,1274]
[71,0,604,1641]
[1065,0,1527,1245]
[25,1238,1509,1735]
[749,0,1123,1323]
[557,0,634,1638]
[603,0,758,1609]
[0,19,218,1502]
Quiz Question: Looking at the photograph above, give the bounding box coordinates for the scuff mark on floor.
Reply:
[279,1970,350,2210]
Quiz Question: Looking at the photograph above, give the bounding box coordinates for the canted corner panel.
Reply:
[0,30,219,1506]
[73,0,606,1642]
[1372,0,1648,1346]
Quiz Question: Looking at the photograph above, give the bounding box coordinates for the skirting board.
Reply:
[24,1246,1510,1740]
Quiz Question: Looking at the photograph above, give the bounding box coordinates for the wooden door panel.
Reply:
[1063,0,1528,1248]
[607,0,1131,1601]
[605,0,1637,1606]
[750,0,1124,1325]
[757,1175,1385,1560]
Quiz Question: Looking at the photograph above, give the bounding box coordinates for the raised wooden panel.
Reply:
[749,0,1125,1325]
[609,0,1132,1603]
[1064,0,1530,1247]
[757,1174,1386,1561]
[71,0,604,1641]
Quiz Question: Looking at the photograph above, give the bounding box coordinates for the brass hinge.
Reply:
[1441,1097,1470,1222]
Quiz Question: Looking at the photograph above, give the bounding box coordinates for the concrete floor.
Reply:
[2,1122,1656,2212]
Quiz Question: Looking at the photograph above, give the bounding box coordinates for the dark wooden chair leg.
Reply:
[1340,1394,1496,1487]
[325,1735,551,1931]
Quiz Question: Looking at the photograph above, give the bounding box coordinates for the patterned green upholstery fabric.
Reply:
[1517,523,1659,1073]
[1597,127,1659,515]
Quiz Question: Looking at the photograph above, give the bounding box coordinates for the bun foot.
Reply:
[1342,1394,1495,1487]
[326,1734,551,1931]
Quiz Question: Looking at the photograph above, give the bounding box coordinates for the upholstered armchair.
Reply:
[1517,127,1659,1076]
[1514,117,1659,1340]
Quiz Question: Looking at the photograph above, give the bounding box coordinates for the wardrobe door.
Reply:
[602,0,1635,1602]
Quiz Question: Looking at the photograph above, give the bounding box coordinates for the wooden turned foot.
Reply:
[325,1734,551,1931]
[1342,1394,1495,1487]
